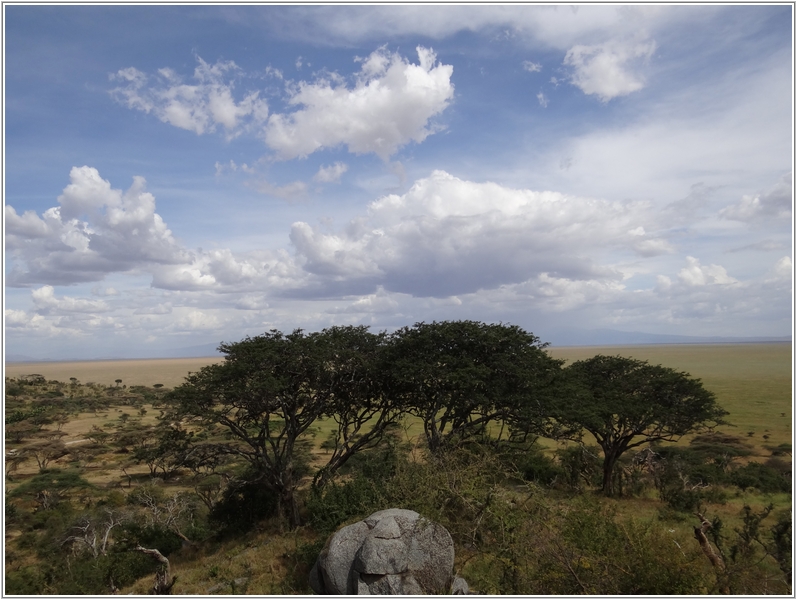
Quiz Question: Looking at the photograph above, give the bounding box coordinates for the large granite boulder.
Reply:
[309,508,469,595]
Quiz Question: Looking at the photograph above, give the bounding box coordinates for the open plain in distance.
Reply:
[7,342,791,445]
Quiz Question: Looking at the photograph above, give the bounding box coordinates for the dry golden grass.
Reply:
[122,522,318,595]
[5,357,223,388]
[549,343,792,450]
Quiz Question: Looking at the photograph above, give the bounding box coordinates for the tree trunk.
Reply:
[601,450,618,496]
[277,478,300,530]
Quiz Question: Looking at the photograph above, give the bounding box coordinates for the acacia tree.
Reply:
[385,321,562,453]
[311,326,404,489]
[166,326,399,529]
[557,355,728,495]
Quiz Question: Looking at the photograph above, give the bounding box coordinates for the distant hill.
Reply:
[4,343,223,363]
[153,342,224,358]
[548,328,791,347]
[5,354,46,363]
[4,331,790,362]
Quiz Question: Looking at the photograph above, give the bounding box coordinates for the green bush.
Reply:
[209,473,279,535]
[730,462,791,493]
[10,468,93,500]
[306,476,385,535]
[306,436,404,534]
[496,439,564,486]
[5,564,47,594]
[540,499,709,594]
[116,522,183,556]
[555,444,602,491]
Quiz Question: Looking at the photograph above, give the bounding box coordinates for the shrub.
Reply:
[768,443,792,457]
[209,473,280,535]
[10,468,93,501]
[306,475,385,536]
[730,462,791,493]
[5,565,47,594]
[555,444,602,491]
[306,436,403,534]
[495,439,564,486]
[116,522,183,556]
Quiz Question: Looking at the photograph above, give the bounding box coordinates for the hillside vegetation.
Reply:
[4,325,791,595]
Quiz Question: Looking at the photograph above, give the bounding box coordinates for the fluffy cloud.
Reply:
[112,48,453,161]
[31,285,110,314]
[4,168,311,294]
[327,286,402,314]
[6,166,788,359]
[6,167,189,286]
[264,46,454,160]
[288,170,663,298]
[677,256,738,287]
[110,57,269,138]
[564,38,656,101]
[720,172,792,221]
[314,162,349,183]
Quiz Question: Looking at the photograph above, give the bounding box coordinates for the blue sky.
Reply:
[4,4,793,360]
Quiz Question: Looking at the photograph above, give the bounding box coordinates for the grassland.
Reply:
[5,342,792,594]
[6,342,790,479]
[5,357,223,388]
[549,342,792,448]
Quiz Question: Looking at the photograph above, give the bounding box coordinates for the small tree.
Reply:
[23,439,69,471]
[555,355,728,495]
[167,326,398,529]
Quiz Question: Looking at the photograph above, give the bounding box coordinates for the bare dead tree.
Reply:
[62,509,127,558]
[136,545,176,594]
[136,490,195,545]
[34,488,66,511]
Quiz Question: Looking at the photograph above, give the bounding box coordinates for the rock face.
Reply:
[309,508,467,595]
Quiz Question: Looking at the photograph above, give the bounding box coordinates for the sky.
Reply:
[4,4,794,361]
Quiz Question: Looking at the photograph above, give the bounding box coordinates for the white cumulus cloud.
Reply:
[6,167,189,286]
[265,46,454,160]
[110,57,269,138]
[313,162,349,183]
[564,38,656,102]
[31,285,110,314]
[720,172,792,221]
[677,256,739,287]
[288,170,660,298]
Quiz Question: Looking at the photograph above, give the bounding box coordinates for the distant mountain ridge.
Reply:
[4,331,790,362]
[4,343,223,363]
[548,329,791,347]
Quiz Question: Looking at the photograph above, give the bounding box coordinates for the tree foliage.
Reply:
[555,355,729,494]
[166,325,400,528]
[385,320,561,452]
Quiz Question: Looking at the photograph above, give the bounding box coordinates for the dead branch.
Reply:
[694,512,729,594]
[136,545,176,594]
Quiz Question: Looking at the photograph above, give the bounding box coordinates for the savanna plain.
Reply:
[4,342,792,595]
